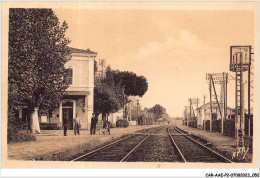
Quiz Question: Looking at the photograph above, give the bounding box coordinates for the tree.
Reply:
[8,9,71,133]
[148,104,167,122]
[94,66,148,121]
[108,69,148,119]
[94,66,124,119]
[112,70,148,97]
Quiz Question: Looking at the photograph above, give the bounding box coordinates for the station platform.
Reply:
[7,125,159,161]
[177,124,253,162]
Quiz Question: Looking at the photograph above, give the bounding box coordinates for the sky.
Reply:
[54,8,255,117]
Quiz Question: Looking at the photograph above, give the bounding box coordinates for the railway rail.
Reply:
[169,126,233,163]
[71,125,233,163]
[71,126,164,161]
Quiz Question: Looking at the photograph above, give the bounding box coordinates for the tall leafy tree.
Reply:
[8,8,71,133]
[148,104,167,122]
[109,69,148,119]
[112,70,148,97]
[94,66,124,119]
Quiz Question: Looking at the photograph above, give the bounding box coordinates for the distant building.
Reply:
[45,47,96,130]
[107,109,124,127]
[196,101,235,129]
[157,117,167,125]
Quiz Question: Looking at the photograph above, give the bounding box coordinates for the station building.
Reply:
[40,47,96,130]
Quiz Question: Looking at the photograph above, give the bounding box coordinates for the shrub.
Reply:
[223,116,235,138]
[116,119,129,127]
[212,120,221,132]
[40,123,58,130]
[205,120,210,131]
[8,124,36,143]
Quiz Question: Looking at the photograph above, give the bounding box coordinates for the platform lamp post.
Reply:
[230,46,251,153]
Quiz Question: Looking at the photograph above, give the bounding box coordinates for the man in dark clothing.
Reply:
[90,113,98,135]
[63,113,69,136]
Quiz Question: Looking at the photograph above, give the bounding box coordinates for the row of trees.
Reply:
[130,104,172,125]
[8,9,71,137]
[94,66,148,120]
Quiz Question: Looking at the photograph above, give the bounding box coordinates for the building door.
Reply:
[62,101,74,130]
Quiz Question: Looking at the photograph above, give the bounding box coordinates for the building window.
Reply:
[66,68,73,85]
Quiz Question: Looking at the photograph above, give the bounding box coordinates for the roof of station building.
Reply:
[69,47,97,55]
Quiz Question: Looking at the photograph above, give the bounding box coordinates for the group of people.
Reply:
[63,113,81,136]
[63,112,99,136]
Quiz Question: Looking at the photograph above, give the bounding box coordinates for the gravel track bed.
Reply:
[125,134,181,162]
[172,135,225,162]
[137,126,166,134]
[76,135,147,161]
[168,127,186,135]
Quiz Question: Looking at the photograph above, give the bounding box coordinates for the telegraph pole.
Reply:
[206,73,227,132]
[203,95,206,130]
[248,57,251,137]
[137,99,139,125]
[226,73,228,121]
[129,102,132,122]
[209,76,213,132]
[197,98,199,128]
[189,99,192,127]
[122,87,126,119]
[222,72,226,134]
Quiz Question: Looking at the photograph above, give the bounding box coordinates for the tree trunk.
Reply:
[30,107,41,134]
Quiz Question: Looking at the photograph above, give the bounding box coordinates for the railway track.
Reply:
[72,126,165,162]
[169,126,233,163]
[124,127,183,162]
[71,125,233,163]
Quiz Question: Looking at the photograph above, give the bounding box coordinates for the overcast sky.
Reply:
[54,6,255,117]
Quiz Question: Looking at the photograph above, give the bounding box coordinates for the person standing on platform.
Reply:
[90,113,98,135]
[74,113,81,135]
[63,112,69,136]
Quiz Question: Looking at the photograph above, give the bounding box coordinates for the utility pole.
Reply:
[196,98,199,128]
[203,95,206,130]
[209,76,213,132]
[185,106,189,126]
[129,102,132,122]
[206,72,228,133]
[248,57,251,137]
[222,72,225,134]
[189,99,192,127]
[211,76,222,121]
[122,87,126,119]
[225,73,228,121]
[137,99,139,125]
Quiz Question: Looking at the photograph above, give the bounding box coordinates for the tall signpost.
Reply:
[230,46,251,157]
